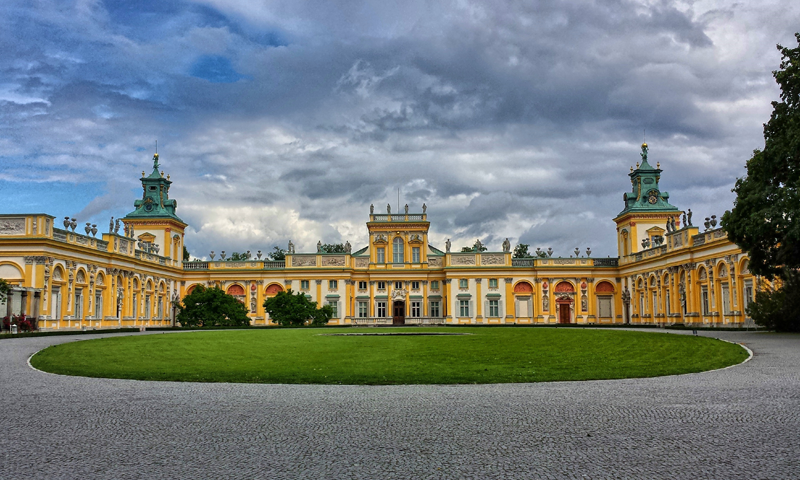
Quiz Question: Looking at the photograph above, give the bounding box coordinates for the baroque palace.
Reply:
[0,144,756,330]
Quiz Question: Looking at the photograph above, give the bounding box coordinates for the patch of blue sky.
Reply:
[189,55,249,83]
[0,180,105,217]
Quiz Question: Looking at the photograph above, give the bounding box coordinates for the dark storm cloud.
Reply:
[0,0,797,256]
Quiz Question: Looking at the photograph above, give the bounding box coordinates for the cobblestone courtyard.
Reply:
[1,330,797,479]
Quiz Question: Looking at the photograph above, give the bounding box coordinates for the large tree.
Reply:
[175,285,251,327]
[319,243,346,254]
[263,289,332,327]
[723,34,800,280]
[722,33,800,332]
[268,246,286,261]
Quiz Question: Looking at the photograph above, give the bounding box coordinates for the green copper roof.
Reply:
[617,144,679,217]
[124,153,184,222]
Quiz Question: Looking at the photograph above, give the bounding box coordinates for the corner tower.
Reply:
[613,143,680,257]
[123,153,187,260]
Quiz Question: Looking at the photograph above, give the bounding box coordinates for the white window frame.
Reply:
[459,299,470,317]
[488,299,499,317]
[377,248,385,264]
[430,301,440,317]
[393,238,404,263]
[412,247,420,263]
[327,301,339,318]
[411,301,421,317]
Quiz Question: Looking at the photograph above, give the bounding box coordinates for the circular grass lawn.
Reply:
[30,327,749,385]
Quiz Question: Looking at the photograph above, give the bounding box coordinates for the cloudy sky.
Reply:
[1,0,797,258]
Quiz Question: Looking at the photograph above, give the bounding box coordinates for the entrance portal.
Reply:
[392,301,405,325]
[557,301,572,324]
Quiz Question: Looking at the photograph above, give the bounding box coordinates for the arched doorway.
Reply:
[392,301,405,325]
[554,281,575,324]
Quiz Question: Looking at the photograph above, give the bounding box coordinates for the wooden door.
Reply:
[558,303,571,323]
[392,301,405,325]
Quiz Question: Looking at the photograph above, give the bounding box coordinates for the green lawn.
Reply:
[30,327,749,385]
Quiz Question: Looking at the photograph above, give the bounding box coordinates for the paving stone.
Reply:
[0,330,797,479]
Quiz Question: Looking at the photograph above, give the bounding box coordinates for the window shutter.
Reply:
[484,300,488,316]
[498,300,503,317]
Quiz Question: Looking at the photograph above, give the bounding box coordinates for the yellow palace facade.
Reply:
[0,145,757,330]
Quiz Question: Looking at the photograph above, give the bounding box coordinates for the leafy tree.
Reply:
[0,278,10,305]
[263,289,332,326]
[513,244,531,258]
[722,33,800,331]
[723,34,800,280]
[745,270,800,332]
[227,251,250,261]
[268,246,286,261]
[175,285,251,327]
[460,246,473,252]
[183,245,190,261]
[319,243,346,254]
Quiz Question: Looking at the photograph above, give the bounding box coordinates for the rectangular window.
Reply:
[722,284,731,315]
[377,248,385,263]
[666,292,671,316]
[393,240,404,263]
[358,301,368,318]
[652,292,658,314]
[394,281,403,289]
[489,278,498,289]
[411,301,421,317]
[329,280,338,290]
[459,279,468,289]
[701,286,709,315]
[489,299,499,317]
[328,301,338,318]
[75,289,83,319]
[430,301,440,317]
[377,301,387,317]
[411,281,420,290]
[412,247,420,263]
[301,280,310,290]
[459,299,470,317]
[744,281,753,318]
[431,280,439,290]
[377,281,386,290]
[358,281,367,290]
[95,293,102,318]
[639,293,644,315]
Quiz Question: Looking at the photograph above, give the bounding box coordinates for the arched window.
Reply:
[393,237,404,263]
[227,284,246,304]
[513,282,533,293]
